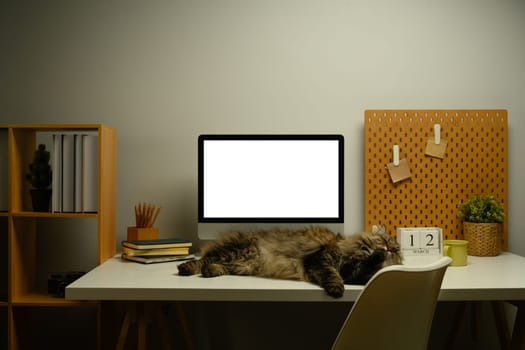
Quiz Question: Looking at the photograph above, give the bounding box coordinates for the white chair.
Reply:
[331,256,452,350]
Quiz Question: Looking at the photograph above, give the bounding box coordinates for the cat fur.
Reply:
[178,226,402,298]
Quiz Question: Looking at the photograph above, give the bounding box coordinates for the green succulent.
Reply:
[458,195,505,223]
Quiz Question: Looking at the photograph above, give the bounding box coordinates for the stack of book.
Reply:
[121,238,194,264]
[52,131,98,213]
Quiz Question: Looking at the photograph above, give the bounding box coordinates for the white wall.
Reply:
[3,0,524,253]
[2,1,524,348]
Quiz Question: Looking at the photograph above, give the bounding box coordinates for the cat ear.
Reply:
[371,225,386,235]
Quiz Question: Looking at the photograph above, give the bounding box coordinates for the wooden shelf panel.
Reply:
[2,124,102,130]
[12,292,96,307]
[1,216,7,304]
[10,211,98,218]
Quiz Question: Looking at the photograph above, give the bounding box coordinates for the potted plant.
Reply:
[26,144,52,212]
[458,195,504,256]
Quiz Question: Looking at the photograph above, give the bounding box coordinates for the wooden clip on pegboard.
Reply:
[364,110,508,250]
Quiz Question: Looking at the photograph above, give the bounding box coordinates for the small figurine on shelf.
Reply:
[26,144,52,212]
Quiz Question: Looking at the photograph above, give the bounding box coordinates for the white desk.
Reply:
[66,252,525,349]
[67,255,361,302]
[66,252,525,302]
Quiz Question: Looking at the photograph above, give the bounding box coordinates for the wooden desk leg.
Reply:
[446,301,468,348]
[116,303,136,350]
[137,303,147,350]
[492,301,511,350]
[447,301,521,349]
[175,302,195,350]
[114,302,148,350]
[155,305,175,350]
[114,301,184,350]
[471,302,481,340]
[511,301,525,350]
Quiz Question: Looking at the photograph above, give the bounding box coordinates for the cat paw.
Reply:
[201,263,228,277]
[324,281,345,298]
[178,261,198,276]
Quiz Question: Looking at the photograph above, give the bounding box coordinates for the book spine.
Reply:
[82,134,98,212]
[61,134,75,212]
[122,246,190,256]
[52,133,63,212]
[74,134,83,212]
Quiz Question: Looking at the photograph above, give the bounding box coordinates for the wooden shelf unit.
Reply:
[0,124,117,350]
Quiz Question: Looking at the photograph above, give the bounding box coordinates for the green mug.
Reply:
[443,240,468,266]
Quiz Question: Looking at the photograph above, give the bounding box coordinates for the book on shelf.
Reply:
[52,133,62,212]
[61,134,75,212]
[121,238,192,250]
[50,131,98,213]
[82,134,98,212]
[74,134,83,212]
[122,245,190,257]
[121,253,195,264]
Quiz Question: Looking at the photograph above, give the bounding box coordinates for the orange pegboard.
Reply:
[364,110,508,250]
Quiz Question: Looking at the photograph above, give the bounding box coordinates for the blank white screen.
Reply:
[203,139,340,219]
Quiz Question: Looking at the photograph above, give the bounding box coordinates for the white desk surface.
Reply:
[66,252,525,303]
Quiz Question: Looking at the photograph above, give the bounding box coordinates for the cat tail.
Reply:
[178,259,204,276]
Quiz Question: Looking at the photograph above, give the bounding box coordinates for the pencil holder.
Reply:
[127,227,159,241]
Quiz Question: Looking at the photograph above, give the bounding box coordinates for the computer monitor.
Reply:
[197,134,344,240]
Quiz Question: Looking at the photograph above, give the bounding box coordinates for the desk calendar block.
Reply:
[397,227,443,257]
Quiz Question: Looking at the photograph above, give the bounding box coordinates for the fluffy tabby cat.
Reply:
[178,227,402,298]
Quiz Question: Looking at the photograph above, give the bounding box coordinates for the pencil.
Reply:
[148,207,161,228]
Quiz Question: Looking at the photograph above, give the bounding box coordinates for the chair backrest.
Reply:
[331,256,452,350]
